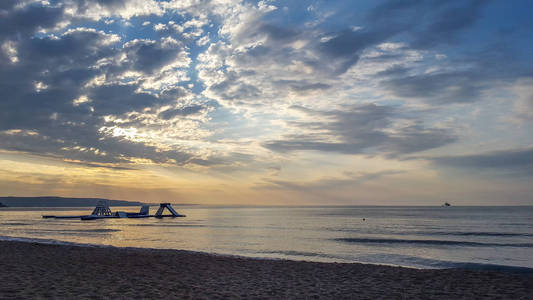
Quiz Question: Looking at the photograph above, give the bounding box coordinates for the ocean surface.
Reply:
[1,206,532,270]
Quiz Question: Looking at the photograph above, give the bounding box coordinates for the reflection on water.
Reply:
[1,206,532,269]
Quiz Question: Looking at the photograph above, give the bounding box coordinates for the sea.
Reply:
[1,206,532,271]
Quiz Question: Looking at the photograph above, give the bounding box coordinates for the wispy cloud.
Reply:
[430,147,533,177]
[263,104,456,156]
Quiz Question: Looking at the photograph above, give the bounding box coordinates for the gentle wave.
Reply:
[255,249,343,259]
[26,228,121,234]
[335,238,533,247]
[52,228,121,233]
[0,235,109,248]
[355,253,533,273]
[2,235,533,273]
[128,224,206,228]
[327,228,532,237]
[432,231,533,237]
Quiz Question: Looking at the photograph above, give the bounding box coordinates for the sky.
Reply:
[1,0,533,205]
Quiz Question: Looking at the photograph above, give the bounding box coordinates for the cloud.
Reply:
[512,78,533,121]
[0,1,65,39]
[0,2,212,168]
[195,0,533,117]
[274,80,331,94]
[197,2,408,108]
[88,84,161,116]
[430,147,533,176]
[0,28,120,131]
[378,49,533,105]
[263,104,456,156]
[195,0,502,112]
[159,105,206,120]
[411,0,487,48]
[121,38,188,74]
[66,0,164,20]
[383,124,456,155]
[382,71,485,104]
[317,28,397,75]
[1,0,532,185]
[368,0,533,105]
[368,0,487,48]
[256,170,405,192]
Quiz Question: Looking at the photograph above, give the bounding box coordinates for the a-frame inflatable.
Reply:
[154,203,186,218]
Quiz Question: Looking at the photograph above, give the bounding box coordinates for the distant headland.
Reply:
[0,196,143,207]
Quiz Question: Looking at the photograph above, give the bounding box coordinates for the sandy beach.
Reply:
[0,241,531,299]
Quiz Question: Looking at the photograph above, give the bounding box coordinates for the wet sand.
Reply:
[0,240,531,299]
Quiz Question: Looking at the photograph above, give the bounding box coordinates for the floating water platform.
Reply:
[42,202,186,220]
[42,215,84,219]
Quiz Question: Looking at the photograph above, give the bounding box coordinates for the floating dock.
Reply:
[42,201,186,220]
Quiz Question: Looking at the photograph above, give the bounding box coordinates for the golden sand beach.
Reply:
[1,240,532,299]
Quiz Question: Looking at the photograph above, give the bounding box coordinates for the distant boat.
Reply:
[443,202,451,207]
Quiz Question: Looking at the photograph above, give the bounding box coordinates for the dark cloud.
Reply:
[382,71,484,104]
[159,105,205,120]
[256,170,405,191]
[0,3,204,167]
[120,39,187,74]
[430,148,533,176]
[311,0,488,74]
[208,71,260,102]
[26,29,115,59]
[185,152,255,168]
[375,65,410,77]
[290,83,331,92]
[65,161,137,170]
[263,104,456,156]
[202,0,500,109]
[274,80,331,93]
[257,23,300,43]
[0,126,194,166]
[383,124,456,155]
[0,29,116,131]
[0,2,64,39]
[264,140,372,154]
[379,47,533,105]
[369,0,487,49]
[318,29,395,75]
[370,0,533,105]
[234,21,300,45]
[369,0,426,20]
[202,6,408,104]
[71,0,128,13]
[89,84,162,116]
[411,0,486,48]
[0,0,17,10]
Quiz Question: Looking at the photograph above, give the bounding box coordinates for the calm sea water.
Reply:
[1,206,532,270]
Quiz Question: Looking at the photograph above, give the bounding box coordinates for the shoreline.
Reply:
[2,235,533,274]
[1,240,532,298]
